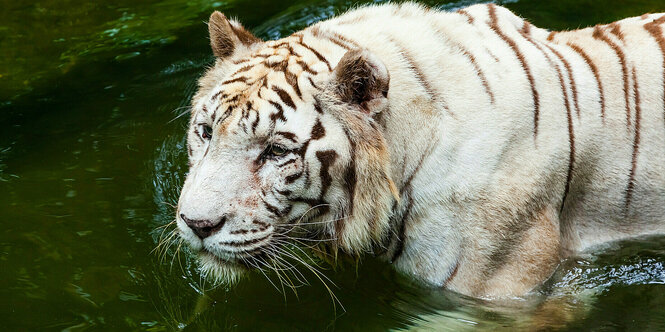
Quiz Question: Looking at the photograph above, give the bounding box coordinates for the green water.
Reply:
[2,0,665,330]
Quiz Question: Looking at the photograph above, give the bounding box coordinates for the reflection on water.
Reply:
[0,0,226,101]
[1,0,665,330]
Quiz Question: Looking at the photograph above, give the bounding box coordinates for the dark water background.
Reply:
[2,0,665,330]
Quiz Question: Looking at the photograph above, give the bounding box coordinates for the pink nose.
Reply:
[180,213,226,239]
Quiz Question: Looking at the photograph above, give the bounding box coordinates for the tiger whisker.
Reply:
[271,237,325,254]
[153,224,178,252]
[242,255,283,293]
[255,255,290,297]
[159,201,178,210]
[275,244,344,312]
[292,203,331,224]
[265,245,309,286]
[169,238,185,273]
[154,219,177,230]
[155,229,180,263]
[276,245,336,285]
[268,256,299,298]
[168,106,192,124]
[271,237,335,260]
[272,234,338,243]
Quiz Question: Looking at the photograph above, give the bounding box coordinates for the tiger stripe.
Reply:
[548,44,577,213]
[519,24,576,212]
[546,46,580,118]
[310,119,325,140]
[316,150,338,201]
[388,37,436,98]
[644,16,665,127]
[457,9,474,25]
[567,42,606,122]
[284,71,302,99]
[386,36,454,117]
[222,76,248,85]
[275,131,297,142]
[342,130,357,217]
[311,26,361,51]
[180,3,665,298]
[297,42,332,71]
[593,25,632,129]
[271,86,296,110]
[390,199,411,263]
[431,22,495,104]
[390,142,434,263]
[625,66,642,211]
[261,197,285,217]
[488,4,540,137]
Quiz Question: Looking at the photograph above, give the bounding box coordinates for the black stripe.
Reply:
[390,199,411,263]
[310,119,325,140]
[261,197,283,217]
[272,86,296,109]
[277,158,297,168]
[285,171,303,184]
[222,76,248,85]
[297,42,332,71]
[275,131,297,142]
[316,150,338,200]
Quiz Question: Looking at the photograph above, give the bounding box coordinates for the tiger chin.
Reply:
[173,2,665,298]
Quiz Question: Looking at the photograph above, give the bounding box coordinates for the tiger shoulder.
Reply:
[174,2,665,297]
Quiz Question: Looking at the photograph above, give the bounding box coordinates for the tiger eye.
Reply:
[270,145,287,156]
[202,125,213,139]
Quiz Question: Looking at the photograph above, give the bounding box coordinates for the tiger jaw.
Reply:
[176,214,275,262]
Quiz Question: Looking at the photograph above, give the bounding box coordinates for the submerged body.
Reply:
[175,3,665,297]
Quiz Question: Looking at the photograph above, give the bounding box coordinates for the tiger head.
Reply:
[176,12,398,283]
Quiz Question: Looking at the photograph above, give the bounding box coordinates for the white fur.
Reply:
[177,3,665,297]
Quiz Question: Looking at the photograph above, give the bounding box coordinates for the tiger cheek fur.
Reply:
[173,2,665,297]
[175,10,398,285]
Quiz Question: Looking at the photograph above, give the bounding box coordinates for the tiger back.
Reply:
[174,2,665,297]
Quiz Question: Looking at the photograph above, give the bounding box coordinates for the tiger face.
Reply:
[176,12,397,283]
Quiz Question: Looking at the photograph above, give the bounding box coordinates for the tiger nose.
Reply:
[180,213,227,239]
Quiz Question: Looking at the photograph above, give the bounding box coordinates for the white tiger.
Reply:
[174,2,665,298]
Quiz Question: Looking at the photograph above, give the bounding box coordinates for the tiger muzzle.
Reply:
[180,213,227,239]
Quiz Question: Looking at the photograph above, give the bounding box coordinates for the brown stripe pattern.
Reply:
[567,42,606,122]
[388,37,437,97]
[543,44,577,213]
[431,23,495,104]
[644,16,665,127]
[457,9,475,24]
[518,24,576,212]
[593,25,632,129]
[625,67,642,212]
[386,36,454,117]
[488,4,540,137]
[546,45,580,118]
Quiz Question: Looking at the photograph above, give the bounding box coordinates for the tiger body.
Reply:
[176,2,665,298]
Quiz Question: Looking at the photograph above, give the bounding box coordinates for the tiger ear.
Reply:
[208,11,261,58]
[332,48,390,115]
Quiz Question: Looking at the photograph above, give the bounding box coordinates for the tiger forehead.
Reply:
[194,31,338,134]
[225,34,327,85]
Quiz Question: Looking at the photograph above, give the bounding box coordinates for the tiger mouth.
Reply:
[200,233,273,268]
[201,247,270,270]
